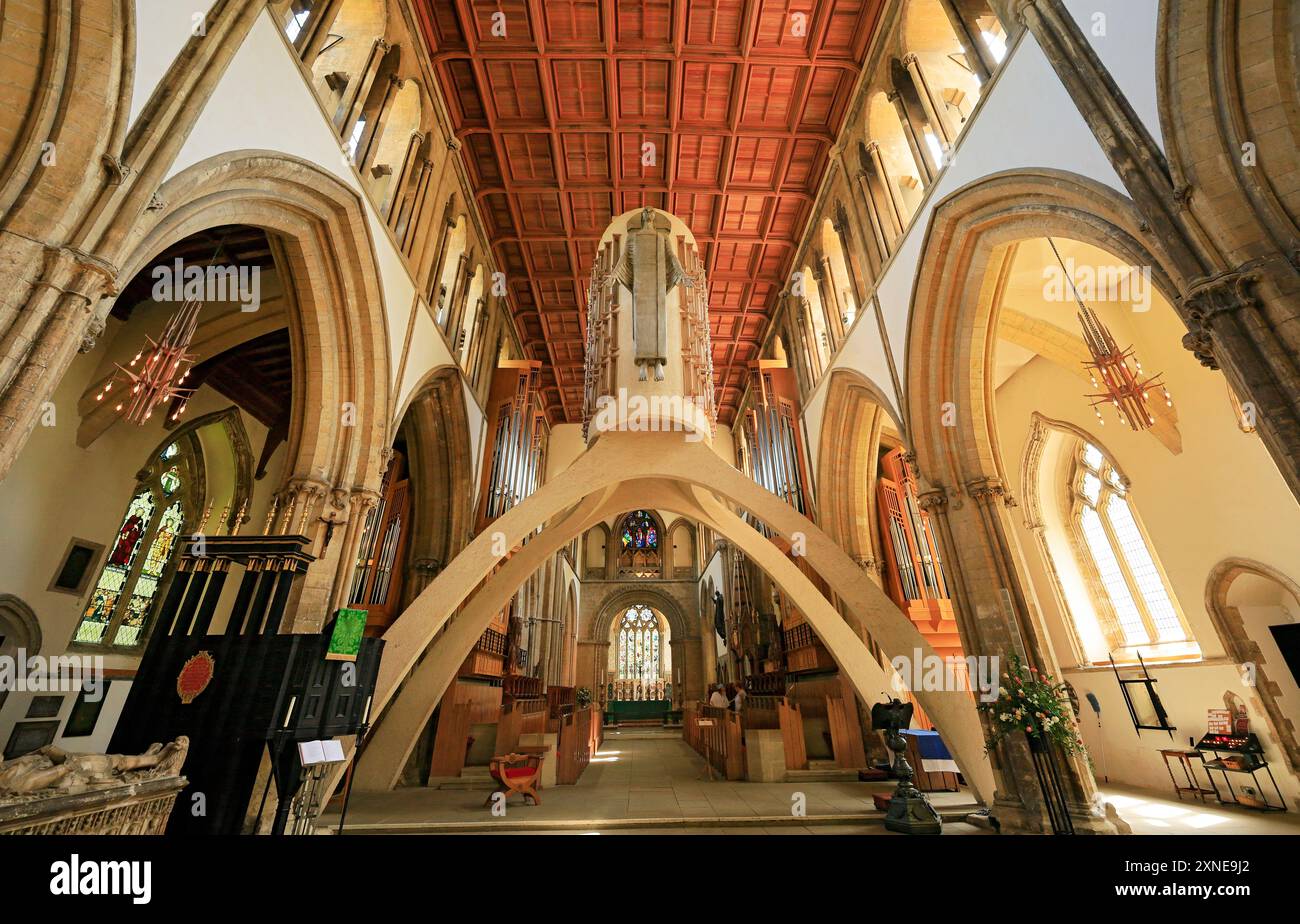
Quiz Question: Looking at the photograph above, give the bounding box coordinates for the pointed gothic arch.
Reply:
[116,151,393,498]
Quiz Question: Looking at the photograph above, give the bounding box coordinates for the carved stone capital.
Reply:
[1181,271,1258,369]
[79,315,106,354]
[101,154,131,186]
[916,487,948,513]
[965,477,1006,503]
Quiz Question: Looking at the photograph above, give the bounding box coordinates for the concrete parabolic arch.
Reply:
[352,431,994,801]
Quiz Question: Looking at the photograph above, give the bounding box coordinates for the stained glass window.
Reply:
[1069,442,1195,656]
[75,491,155,644]
[114,501,184,647]
[619,510,658,551]
[73,439,197,649]
[615,605,661,695]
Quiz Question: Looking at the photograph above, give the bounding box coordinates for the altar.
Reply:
[605,699,671,722]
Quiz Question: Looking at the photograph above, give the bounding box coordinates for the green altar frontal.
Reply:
[605,699,671,721]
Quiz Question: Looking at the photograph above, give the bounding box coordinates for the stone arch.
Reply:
[115,151,392,497]
[816,369,903,569]
[588,585,694,644]
[903,169,1190,828]
[153,405,256,534]
[0,594,42,657]
[394,365,474,604]
[905,169,1181,495]
[583,522,610,579]
[0,0,133,243]
[0,593,41,714]
[1157,1,1300,270]
[1205,558,1300,773]
[350,433,993,802]
[666,516,696,579]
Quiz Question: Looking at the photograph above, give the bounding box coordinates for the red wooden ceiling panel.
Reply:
[414,0,883,423]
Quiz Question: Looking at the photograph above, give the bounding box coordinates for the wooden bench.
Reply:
[485,752,544,806]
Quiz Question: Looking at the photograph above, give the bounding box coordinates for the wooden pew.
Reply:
[778,697,808,770]
[555,705,601,784]
[683,703,745,780]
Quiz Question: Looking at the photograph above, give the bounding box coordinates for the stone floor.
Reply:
[320,728,1300,835]
[1099,784,1300,835]
[322,727,981,834]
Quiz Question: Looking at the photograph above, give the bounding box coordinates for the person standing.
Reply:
[708,685,728,708]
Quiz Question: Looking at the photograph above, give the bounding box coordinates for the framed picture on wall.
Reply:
[62,680,113,738]
[25,695,63,719]
[3,720,59,760]
[47,537,105,596]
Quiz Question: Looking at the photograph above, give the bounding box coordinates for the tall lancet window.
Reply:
[617,605,660,688]
[1067,442,1196,659]
[74,442,196,650]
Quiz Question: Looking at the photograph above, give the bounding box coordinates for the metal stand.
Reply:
[882,727,942,835]
[1026,735,1075,835]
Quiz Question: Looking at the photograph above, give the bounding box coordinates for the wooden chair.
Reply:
[485,752,544,806]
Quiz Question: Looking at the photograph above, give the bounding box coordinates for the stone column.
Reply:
[917,477,1111,833]
[0,247,115,475]
[888,60,938,183]
[936,0,996,84]
[903,53,956,147]
[864,141,907,236]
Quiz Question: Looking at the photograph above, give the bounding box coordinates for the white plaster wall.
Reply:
[1063,0,1164,152]
[129,0,219,125]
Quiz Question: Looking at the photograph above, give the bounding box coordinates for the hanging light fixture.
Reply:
[96,296,201,425]
[1047,238,1171,431]
[95,235,237,425]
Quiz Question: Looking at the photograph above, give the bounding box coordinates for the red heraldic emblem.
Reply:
[177,651,215,704]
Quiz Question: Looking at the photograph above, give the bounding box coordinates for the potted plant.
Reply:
[979,655,1086,757]
[575,686,592,709]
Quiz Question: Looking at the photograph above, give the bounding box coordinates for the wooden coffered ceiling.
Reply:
[412,0,884,423]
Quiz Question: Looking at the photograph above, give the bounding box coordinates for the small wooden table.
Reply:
[1158,749,1218,804]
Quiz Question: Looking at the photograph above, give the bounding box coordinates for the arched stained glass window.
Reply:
[616,605,661,688]
[619,510,658,552]
[617,510,662,577]
[73,440,201,650]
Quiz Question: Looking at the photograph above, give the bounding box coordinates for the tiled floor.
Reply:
[320,729,1300,835]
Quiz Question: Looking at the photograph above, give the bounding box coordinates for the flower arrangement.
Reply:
[575,686,593,709]
[979,655,1086,756]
